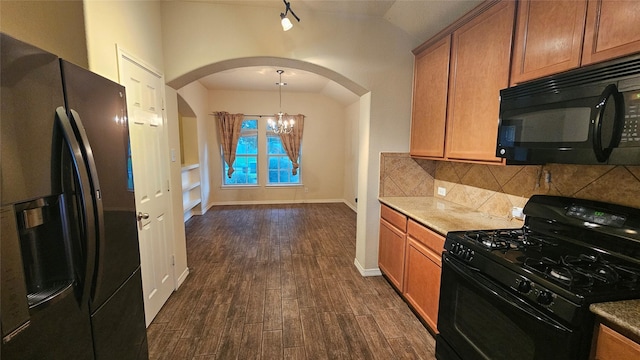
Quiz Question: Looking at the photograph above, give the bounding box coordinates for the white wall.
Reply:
[83,1,164,84]
[160,1,415,272]
[164,86,189,287]
[206,89,348,205]
[83,0,188,286]
[0,0,88,68]
[344,101,360,211]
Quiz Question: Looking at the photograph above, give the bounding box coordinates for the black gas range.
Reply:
[436,195,640,360]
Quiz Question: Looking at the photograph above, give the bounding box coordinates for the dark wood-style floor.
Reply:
[147,203,436,359]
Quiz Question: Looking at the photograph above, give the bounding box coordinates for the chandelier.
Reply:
[268,69,294,134]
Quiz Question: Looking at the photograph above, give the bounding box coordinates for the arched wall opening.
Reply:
[171,56,373,274]
[167,56,369,97]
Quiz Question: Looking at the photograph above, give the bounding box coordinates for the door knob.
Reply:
[137,212,150,221]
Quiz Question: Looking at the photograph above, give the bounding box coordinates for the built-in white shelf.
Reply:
[181,164,201,222]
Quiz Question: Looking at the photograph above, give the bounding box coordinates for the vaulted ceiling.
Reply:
[195,0,482,104]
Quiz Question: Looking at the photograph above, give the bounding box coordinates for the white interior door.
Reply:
[118,50,174,326]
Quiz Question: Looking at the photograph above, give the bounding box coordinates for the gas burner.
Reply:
[465,230,511,250]
[464,229,547,251]
[524,254,640,289]
[524,257,594,288]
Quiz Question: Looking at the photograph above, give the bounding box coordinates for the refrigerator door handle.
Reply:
[55,107,97,309]
[68,109,106,303]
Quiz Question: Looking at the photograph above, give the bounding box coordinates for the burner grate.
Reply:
[464,229,552,251]
[524,254,640,289]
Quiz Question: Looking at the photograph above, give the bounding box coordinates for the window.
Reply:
[267,132,300,185]
[221,117,301,187]
[223,119,258,185]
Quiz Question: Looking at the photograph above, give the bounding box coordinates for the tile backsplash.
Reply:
[380,153,640,219]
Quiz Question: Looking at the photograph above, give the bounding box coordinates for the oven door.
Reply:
[436,254,587,360]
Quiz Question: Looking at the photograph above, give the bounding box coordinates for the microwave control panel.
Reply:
[621,91,640,146]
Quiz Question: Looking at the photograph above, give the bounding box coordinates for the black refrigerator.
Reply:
[1,33,148,359]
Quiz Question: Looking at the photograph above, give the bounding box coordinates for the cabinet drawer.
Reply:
[380,204,407,232]
[407,219,444,255]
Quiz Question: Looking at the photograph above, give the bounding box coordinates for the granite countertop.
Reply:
[380,196,640,339]
[379,196,522,236]
[590,300,640,342]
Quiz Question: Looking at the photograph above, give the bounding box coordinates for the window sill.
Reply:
[221,184,260,189]
[265,184,304,188]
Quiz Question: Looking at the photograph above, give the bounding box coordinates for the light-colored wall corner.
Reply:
[84,1,164,82]
[343,100,360,210]
[1,1,88,68]
[165,86,189,281]
[354,258,382,277]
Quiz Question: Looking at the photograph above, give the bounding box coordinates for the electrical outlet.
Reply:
[511,206,525,220]
[437,187,447,196]
[304,187,309,193]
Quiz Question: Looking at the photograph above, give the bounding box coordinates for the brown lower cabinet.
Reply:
[378,206,445,333]
[378,205,408,292]
[403,236,442,333]
[591,323,640,360]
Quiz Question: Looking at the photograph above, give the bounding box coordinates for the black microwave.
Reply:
[497,54,640,165]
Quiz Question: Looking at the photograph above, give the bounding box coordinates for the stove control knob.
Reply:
[516,280,532,293]
[464,250,471,260]
[454,243,464,256]
[536,291,553,306]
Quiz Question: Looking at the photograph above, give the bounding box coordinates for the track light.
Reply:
[280,0,300,31]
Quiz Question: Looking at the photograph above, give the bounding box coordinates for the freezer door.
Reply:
[1,33,94,360]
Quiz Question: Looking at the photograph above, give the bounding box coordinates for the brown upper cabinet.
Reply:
[510,0,587,85]
[411,0,515,163]
[445,0,515,163]
[410,36,450,159]
[582,0,640,66]
[511,0,640,85]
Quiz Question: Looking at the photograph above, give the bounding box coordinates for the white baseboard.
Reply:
[175,267,189,289]
[343,200,357,212]
[209,198,350,206]
[354,258,382,277]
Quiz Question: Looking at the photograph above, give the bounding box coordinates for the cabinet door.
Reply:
[378,218,406,291]
[583,0,640,65]
[592,324,640,360]
[511,0,587,85]
[446,0,515,163]
[410,36,451,158]
[403,237,441,333]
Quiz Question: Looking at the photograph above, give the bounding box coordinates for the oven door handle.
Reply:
[444,254,573,333]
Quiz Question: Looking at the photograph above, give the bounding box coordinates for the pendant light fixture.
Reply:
[280,0,300,31]
[268,70,294,134]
